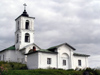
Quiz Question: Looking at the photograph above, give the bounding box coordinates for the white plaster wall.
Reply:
[24,44,40,63]
[38,52,57,69]
[20,17,34,30]
[73,56,88,69]
[27,52,38,69]
[0,50,25,63]
[15,16,35,50]
[0,51,7,61]
[5,50,17,62]
[18,30,34,49]
[14,50,25,63]
[57,45,74,69]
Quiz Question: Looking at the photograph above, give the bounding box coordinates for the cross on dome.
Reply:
[23,3,27,10]
[20,3,29,17]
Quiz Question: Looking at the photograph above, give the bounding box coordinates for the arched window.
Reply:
[33,46,36,51]
[25,20,29,29]
[25,33,30,42]
[16,34,19,43]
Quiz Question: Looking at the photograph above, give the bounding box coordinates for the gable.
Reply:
[20,43,41,50]
[48,43,76,51]
[56,44,72,57]
[20,43,41,54]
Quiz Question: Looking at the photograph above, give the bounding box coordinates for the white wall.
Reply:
[38,52,57,69]
[20,44,41,63]
[73,56,88,69]
[0,51,7,61]
[27,52,38,69]
[57,44,74,69]
[26,44,89,70]
[27,52,57,69]
[5,50,17,62]
[0,50,25,63]
[15,16,35,50]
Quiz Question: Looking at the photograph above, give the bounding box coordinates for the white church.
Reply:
[0,6,90,70]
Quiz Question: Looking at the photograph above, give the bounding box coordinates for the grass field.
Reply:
[0,61,100,75]
[7,69,83,75]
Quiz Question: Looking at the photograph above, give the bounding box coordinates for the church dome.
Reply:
[21,10,29,17]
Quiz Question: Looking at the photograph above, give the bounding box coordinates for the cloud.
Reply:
[0,0,100,68]
[89,55,100,68]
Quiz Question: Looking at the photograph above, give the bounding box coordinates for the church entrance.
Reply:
[61,53,69,69]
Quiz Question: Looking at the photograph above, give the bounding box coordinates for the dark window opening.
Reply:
[63,60,66,66]
[16,34,19,43]
[25,33,30,42]
[78,60,81,66]
[25,20,29,29]
[33,46,36,51]
[18,21,19,30]
[47,58,51,64]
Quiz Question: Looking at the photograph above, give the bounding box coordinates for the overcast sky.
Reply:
[0,0,100,68]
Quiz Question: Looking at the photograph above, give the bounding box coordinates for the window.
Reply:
[18,21,19,30]
[3,55,4,61]
[78,60,81,66]
[25,20,29,29]
[63,60,66,66]
[47,58,51,64]
[16,34,19,43]
[33,46,36,51]
[25,33,30,42]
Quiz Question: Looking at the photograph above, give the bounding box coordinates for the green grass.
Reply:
[7,69,83,75]
[0,61,100,75]
[6,68,100,75]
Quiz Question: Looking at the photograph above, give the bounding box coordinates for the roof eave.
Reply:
[15,15,35,21]
[25,51,58,55]
[73,53,90,57]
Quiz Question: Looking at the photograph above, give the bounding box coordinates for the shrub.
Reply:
[67,69,74,71]
[0,66,8,75]
[82,68,100,75]
[0,61,6,66]
[9,62,28,70]
[0,61,27,70]
[1,64,12,70]
[93,69,100,75]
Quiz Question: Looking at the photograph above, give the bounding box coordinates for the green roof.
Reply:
[48,46,57,50]
[5,45,15,50]
[26,49,58,55]
[39,49,52,52]
[48,43,76,50]
[73,53,90,57]
[0,45,15,52]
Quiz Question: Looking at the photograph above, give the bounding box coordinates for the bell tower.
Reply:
[15,4,35,50]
